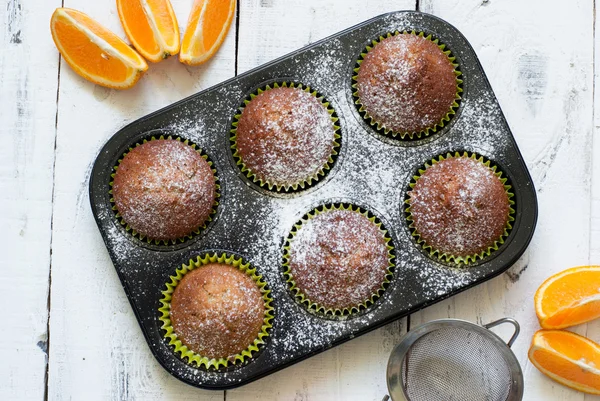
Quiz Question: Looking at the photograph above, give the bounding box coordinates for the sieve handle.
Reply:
[484,317,520,348]
[382,396,390,401]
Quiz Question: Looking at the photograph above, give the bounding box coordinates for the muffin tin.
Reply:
[89,11,538,390]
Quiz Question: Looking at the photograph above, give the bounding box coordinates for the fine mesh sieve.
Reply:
[385,318,523,401]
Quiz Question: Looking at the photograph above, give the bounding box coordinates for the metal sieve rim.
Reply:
[386,318,524,401]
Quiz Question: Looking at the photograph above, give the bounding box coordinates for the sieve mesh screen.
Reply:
[401,327,511,401]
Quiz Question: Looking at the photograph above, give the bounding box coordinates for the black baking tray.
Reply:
[89,10,538,390]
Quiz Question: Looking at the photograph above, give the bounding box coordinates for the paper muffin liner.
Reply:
[230,81,341,192]
[109,135,220,246]
[352,30,463,140]
[158,252,274,369]
[282,203,395,316]
[405,151,516,265]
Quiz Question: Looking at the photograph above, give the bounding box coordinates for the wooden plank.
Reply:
[586,7,600,401]
[236,0,416,74]
[592,1,600,266]
[0,0,61,399]
[229,2,414,400]
[226,321,406,401]
[46,1,236,399]
[415,1,594,400]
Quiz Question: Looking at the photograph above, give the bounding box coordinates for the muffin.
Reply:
[169,263,265,361]
[233,84,339,190]
[285,206,392,313]
[355,32,459,136]
[407,154,512,262]
[112,138,217,242]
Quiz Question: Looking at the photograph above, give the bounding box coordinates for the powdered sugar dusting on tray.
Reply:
[90,11,532,387]
[466,96,510,156]
[165,116,206,143]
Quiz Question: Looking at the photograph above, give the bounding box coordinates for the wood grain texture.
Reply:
[236,0,416,74]
[593,0,600,266]
[229,1,414,400]
[587,4,600,400]
[416,1,597,400]
[0,0,61,399]
[226,321,406,401]
[46,1,235,399]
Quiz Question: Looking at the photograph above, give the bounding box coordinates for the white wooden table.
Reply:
[2,0,599,399]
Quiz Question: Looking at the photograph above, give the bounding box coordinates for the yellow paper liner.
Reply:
[405,151,516,265]
[158,252,274,369]
[282,203,395,316]
[352,30,463,139]
[109,135,220,245]
[230,81,341,192]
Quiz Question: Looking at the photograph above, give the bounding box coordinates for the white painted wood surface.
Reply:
[0,0,60,399]
[416,1,600,401]
[1,0,599,400]
[47,1,235,400]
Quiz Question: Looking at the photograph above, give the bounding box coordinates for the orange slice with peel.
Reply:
[529,329,600,395]
[117,0,180,62]
[180,0,236,65]
[535,265,600,329]
[50,8,148,90]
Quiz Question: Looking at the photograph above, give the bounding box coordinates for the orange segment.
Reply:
[180,0,236,65]
[529,330,600,395]
[117,0,180,62]
[535,266,600,329]
[50,8,148,90]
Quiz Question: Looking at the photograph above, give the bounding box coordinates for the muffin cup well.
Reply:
[158,252,274,369]
[352,30,463,140]
[405,151,516,265]
[282,203,395,316]
[230,81,341,192]
[109,135,220,246]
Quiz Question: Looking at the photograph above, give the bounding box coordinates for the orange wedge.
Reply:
[529,330,600,395]
[180,0,236,65]
[116,0,180,62]
[51,8,148,90]
[535,266,600,329]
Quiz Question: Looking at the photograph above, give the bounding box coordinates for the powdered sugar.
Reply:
[89,11,530,387]
[169,264,265,360]
[408,156,511,256]
[235,86,337,188]
[356,33,458,134]
[112,139,216,242]
[287,208,389,311]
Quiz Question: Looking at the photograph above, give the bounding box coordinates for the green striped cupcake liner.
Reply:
[230,81,341,192]
[158,252,274,369]
[282,203,395,316]
[352,30,463,140]
[109,135,220,246]
[405,151,516,265]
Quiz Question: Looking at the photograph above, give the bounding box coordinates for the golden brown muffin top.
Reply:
[112,139,216,241]
[288,209,389,311]
[356,33,457,134]
[170,263,265,360]
[408,157,510,257]
[235,86,336,188]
